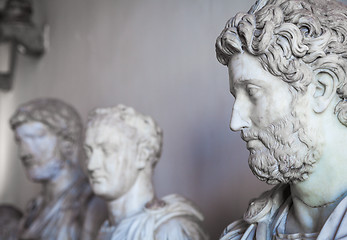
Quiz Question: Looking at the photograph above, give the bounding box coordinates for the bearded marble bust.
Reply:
[84,105,208,240]
[215,0,347,239]
[10,98,106,240]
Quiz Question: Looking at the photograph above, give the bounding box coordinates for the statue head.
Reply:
[10,98,83,182]
[216,0,347,184]
[84,104,162,201]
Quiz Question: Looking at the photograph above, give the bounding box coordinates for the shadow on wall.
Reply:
[187,107,270,239]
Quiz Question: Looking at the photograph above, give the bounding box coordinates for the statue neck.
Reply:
[286,188,346,233]
[42,163,81,204]
[291,116,347,206]
[291,162,347,208]
[288,125,347,232]
[107,170,156,226]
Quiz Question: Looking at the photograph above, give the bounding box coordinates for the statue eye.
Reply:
[101,146,112,156]
[246,85,260,97]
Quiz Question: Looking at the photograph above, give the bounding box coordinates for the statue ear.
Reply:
[311,70,338,113]
[135,143,150,170]
[60,138,77,165]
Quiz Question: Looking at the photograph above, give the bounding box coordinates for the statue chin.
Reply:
[245,112,320,185]
[25,167,52,182]
[24,162,62,183]
[89,185,115,201]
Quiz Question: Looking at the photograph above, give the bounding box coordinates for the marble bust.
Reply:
[84,105,208,240]
[10,98,106,240]
[215,0,347,239]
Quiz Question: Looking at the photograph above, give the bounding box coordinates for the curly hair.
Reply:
[87,105,163,167]
[216,0,347,125]
[10,98,83,164]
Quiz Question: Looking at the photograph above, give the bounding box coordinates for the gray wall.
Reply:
[0,0,294,238]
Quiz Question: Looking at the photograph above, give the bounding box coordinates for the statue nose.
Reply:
[87,151,101,172]
[230,105,251,131]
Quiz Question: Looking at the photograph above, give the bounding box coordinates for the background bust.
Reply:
[216,0,347,239]
[10,98,106,240]
[84,104,208,240]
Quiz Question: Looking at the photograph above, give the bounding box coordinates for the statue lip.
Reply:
[246,139,263,151]
[20,156,34,166]
[241,131,263,150]
[240,130,258,142]
[89,173,106,183]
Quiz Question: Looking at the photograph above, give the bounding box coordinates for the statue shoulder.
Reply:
[155,215,208,240]
[220,219,252,240]
[153,194,209,240]
[159,194,204,220]
[219,184,290,240]
[105,194,208,240]
[243,184,289,224]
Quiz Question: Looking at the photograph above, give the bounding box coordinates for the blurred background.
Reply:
[0,0,346,239]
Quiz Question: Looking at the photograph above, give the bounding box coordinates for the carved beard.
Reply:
[242,111,322,185]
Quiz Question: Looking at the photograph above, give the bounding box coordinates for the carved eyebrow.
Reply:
[23,131,45,138]
[237,78,261,83]
[95,142,119,150]
[233,79,261,88]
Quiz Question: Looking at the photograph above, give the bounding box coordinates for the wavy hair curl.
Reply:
[216,0,347,125]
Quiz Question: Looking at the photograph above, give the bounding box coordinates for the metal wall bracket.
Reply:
[0,0,45,90]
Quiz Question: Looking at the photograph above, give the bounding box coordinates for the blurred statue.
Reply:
[216,0,347,239]
[0,204,22,240]
[10,98,107,240]
[0,0,45,55]
[84,105,208,240]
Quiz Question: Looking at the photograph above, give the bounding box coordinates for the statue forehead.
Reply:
[228,53,262,78]
[15,121,53,135]
[85,123,134,146]
[228,53,286,88]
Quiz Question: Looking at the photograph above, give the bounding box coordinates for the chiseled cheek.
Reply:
[247,110,320,184]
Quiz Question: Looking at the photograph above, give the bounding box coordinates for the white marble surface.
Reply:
[216,0,347,238]
[85,105,208,240]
